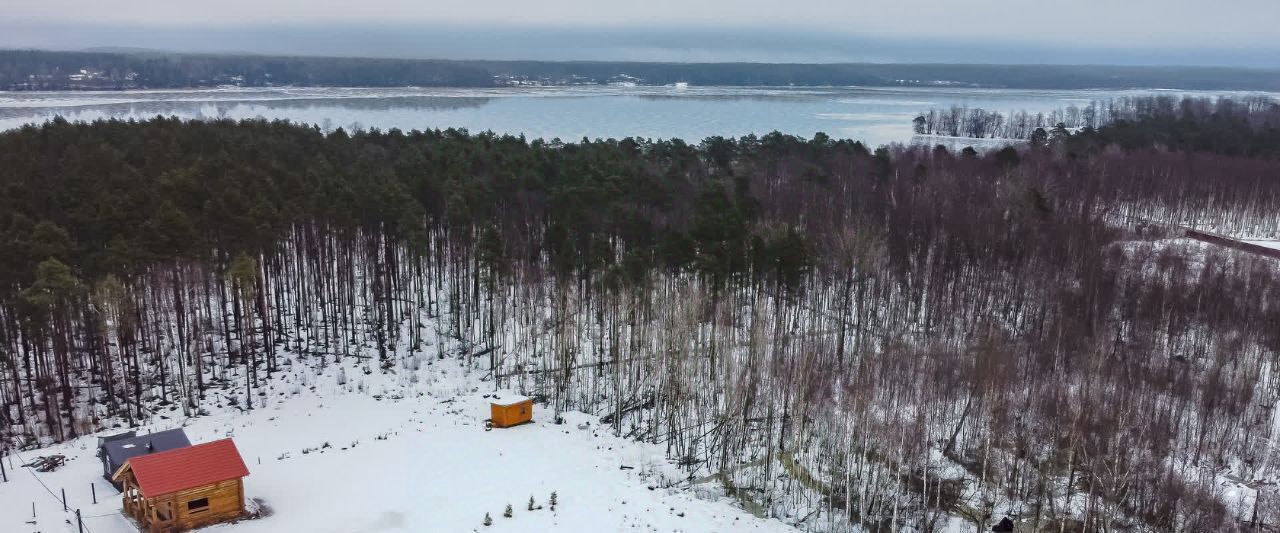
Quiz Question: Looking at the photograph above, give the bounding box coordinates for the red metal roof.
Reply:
[125,438,249,497]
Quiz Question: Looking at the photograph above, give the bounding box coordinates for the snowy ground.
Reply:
[1,356,795,533]
[1244,239,1280,251]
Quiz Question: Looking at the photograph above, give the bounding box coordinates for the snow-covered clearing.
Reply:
[1,356,795,533]
[1244,239,1280,251]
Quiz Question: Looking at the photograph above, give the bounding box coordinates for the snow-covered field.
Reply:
[1245,239,1280,251]
[1,356,795,533]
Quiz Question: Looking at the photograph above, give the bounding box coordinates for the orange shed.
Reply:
[490,396,533,428]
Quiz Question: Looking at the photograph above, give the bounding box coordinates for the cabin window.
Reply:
[187,497,210,513]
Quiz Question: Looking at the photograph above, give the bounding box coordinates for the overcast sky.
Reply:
[4,1,1280,66]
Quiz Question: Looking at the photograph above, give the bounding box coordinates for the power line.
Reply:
[10,448,97,533]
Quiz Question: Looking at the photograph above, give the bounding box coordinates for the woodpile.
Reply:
[23,454,66,472]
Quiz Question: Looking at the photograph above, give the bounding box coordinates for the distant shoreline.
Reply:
[6,49,1280,92]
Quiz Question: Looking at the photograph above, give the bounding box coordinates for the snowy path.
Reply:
[1,359,795,533]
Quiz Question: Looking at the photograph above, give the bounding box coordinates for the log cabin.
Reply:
[113,438,250,533]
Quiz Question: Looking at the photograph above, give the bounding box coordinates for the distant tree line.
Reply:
[6,49,1280,91]
[913,105,1091,139]
[914,95,1280,158]
[1,97,1280,531]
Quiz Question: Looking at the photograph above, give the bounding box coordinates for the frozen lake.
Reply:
[1,85,1276,146]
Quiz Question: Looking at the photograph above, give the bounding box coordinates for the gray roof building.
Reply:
[99,428,191,486]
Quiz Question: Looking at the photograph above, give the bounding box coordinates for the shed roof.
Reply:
[102,428,190,469]
[119,438,249,498]
[97,430,136,451]
[491,395,530,406]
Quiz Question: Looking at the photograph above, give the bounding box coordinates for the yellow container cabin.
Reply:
[490,396,533,428]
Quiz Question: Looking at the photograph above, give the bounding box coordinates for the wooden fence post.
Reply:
[77,509,84,533]
[92,482,97,504]
[62,487,68,511]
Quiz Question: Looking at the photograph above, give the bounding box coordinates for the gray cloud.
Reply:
[8,0,1280,46]
[3,1,1279,66]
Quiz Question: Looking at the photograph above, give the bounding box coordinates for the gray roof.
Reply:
[97,430,136,450]
[101,428,191,471]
